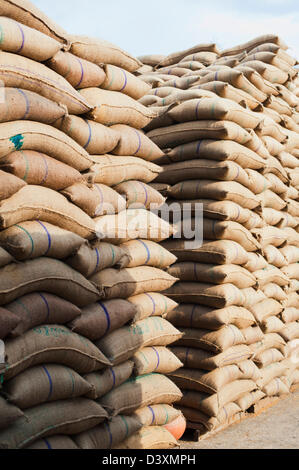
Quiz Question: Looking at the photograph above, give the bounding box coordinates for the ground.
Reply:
[179,389,299,449]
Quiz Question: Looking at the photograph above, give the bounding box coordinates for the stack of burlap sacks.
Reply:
[137,34,299,434]
[0,0,185,450]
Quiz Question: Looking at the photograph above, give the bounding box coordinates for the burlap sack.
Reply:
[263,378,289,397]
[174,325,245,353]
[282,227,299,247]
[86,156,161,186]
[132,346,183,375]
[0,88,66,124]
[235,389,265,412]
[0,398,107,449]
[62,183,126,218]
[0,396,23,430]
[3,364,92,409]
[254,266,289,287]
[84,361,134,400]
[179,402,242,432]
[90,266,177,299]
[0,306,19,339]
[79,88,155,129]
[0,52,92,114]
[167,263,256,289]
[280,308,299,324]
[236,65,281,96]
[0,221,85,261]
[3,325,110,381]
[74,415,142,450]
[114,426,177,450]
[69,35,142,72]
[263,245,288,268]
[128,292,178,322]
[0,247,14,267]
[279,322,299,342]
[121,239,177,269]
[138,54,166,66]
[256,361,288,388]
[6,292,81,337]
[261,283,287,301]
[167,304,256,330]
[0,169,26,200]
[157,43,219,67]
[249,333,286,356]
[132,404,181,427]
[245,130,271,160]
[110,125,162,162]
[248,298,283,324]
[180,51,218,65]
[69,299,137,341]
[170,344,252,370]
[195,81,261,110]
[95,317,182,365]
[252,227,287,248]
[164,282,245,309]
[27,436,78,449]
[146,120,251,149]
[0,186,96,239]
[202,220,260,251]
[0,121,93,171]
[254,348,284,367]
[285,280,299,295]
[243,60,288,84]
[47,50,106,88]
[220,35,288,57]
[66,241,129,278]
[101,64,151,99]
[279,245,299,264]
[161,240,249,265]
[241,326,264,345]
[99,373,182,416]
[0,150,82,191]
[0,258,100,306]
[114,181,165,209]
[281,263,299,280]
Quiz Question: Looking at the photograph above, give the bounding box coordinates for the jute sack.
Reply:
[47,50,106,89]
[167,179,260,210]
[157,43,219,68]
[0,306,19,339]
[69,35,142,72]
[180,51,218,65]
[256,361,288,388]
[280,292,299,309]
[128,292,178,322]
[284,280,299,295]
[235,65,281,96]
[138,54,166,66]
[0,186,96,239]
[281,263,299,280]
[0,399,107,449]
[263,378,289,397]
[161,240,249,265]
[95,317,182,365]
[84,361,134,400]
[166,304,256,330]
[169,344,252,371]
[79,88,155,129]
[0,150,83,191]
[101,64,151,99]
[3,325,110,381]
[164,282,246,309]
[0,247,14,267]
[120,239,177,269]
[0,52,92,115]
[6,292,81,337]
[0,121,93,171]
[242,60,288,84]
[0,258,100,306]
[0,0,68,43]
[27,436,78,449]
[0,88,66,124]
[263,245,288,268]
[0,169,26,200]
[85,156,162,186]
[254,266,289,288]
[90,266,177,299]
[179,379,256,417]
[94,209,175,244]
[252,227,287,248]
[279,245,299,264]
[245,130,271,160]
[110,124,164,161]
[175,325,245,353]
[149,182,170,197]
[194,81,261,110]
[279,322,299,342]
[0,397,23,430]
[241,326,264,345]
[220,35,288,57]
[178,403,241,432]
[236,390,265,412]
[258,191,287,212]
[280,308,299,324]
[3,364,92,409]
[62,183,126,218]
[114,426,177,450]
[74,415,142,450]
[260,314,285,334]
[167,263,256,289]
[66,241,129,278]
[133,405,181,427]
[254,348,284,368]
[261,135,285,156]
[201,220,260,251]
[282,227,299,247]
[54,115,120,155]
[114,181,165,209]
[132,346,183,375]
[169,98,262,129]
[277,151,299,169]
[241,288,267,309]
[0,16,61,61]
[99,373,182,416]
[249,333,286,356]
[69,299,137,341]
[146,120,251,149]
[0,221,85,261]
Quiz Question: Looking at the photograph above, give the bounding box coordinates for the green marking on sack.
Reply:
[64,367,75,397]
[15,224,34,257]
[10,134,24,151]
[14,298,32,319]
[19,151,30,182]
[0,25,4,45]
[106,67,115,90]
[161,294,168,315]
[110,245,115,265]
[162,404,169,425]
[120,415,129,438]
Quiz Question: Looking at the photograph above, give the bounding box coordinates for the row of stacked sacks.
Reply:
[0,0,185,450]
[137,34,299,435]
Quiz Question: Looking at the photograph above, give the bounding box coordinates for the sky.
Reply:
[34,0,299,60]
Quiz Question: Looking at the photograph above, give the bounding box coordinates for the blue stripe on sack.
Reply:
[75,57,85,88]
[151,347,160,370]
[17,89,30,119]
[120,69,128,91]
[136,240,151,264]
[145,293,156,316]
[43,439,52,450]
[36,220,52,256]
[94,248,100,271]
[133,130,142,155]
[196,140,202,154]
[98,302,111,334]
[193,263,198,281]
[104,422,113,449]
[42,366,53,401]
[185,347,190,366]
[148,405,156,425]
[16,23,25,53]
[39,293,50,323]
[190,305,196,328]
[109,367,116,388]
[40,154,49,185]
[83,119,92,150]
[195,100,201,120]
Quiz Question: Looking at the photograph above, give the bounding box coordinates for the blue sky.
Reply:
[34,0,299,59]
